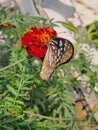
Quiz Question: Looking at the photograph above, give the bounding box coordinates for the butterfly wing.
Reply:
[40,37,74,80]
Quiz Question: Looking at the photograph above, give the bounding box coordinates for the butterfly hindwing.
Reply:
[40,37,74,80]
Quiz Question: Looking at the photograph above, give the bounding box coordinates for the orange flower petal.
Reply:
[22,26,57,58]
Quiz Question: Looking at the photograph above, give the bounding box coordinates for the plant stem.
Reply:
[0,58,26,72]
[23,111,74,122]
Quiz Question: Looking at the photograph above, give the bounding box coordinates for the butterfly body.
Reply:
[40,37,74,80]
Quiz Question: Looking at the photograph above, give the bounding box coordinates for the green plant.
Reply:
[0,6,98,130]
[86,21,98,48]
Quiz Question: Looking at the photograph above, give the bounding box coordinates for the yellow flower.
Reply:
[75,102,83,112]
[15,40,22,50]
[76,110,87,121]
[92,104,98,113]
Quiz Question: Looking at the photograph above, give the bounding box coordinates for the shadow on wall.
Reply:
[42,0,75,18]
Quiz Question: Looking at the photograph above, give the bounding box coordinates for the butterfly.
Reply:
[40,36,74,80]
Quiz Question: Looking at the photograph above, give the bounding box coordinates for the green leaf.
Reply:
[87,22,98,33]
[93,39,98,43]
[15,100,24,106]
[0,118,18,125]
[87,24,96,33]
[93,39,98,47]
[86,32,96,40]
[5,97,14,103]
[56,21,80,34]
[7,85,17,96]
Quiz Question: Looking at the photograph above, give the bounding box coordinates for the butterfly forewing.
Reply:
[56,38,74,66]
[40,37,74,80]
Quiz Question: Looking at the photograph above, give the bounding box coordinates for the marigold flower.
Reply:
[76,110,87,121]
[15,40,22,50]
[26,44,47,58]
[75,102,83,112]
[92,104,98,113]
[22,26,57,58]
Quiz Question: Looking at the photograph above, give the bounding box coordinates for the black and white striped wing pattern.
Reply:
[40,37,74,80]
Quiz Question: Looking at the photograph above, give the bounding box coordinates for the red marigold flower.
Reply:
[26,44,47,58]
[22,26,57,58]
